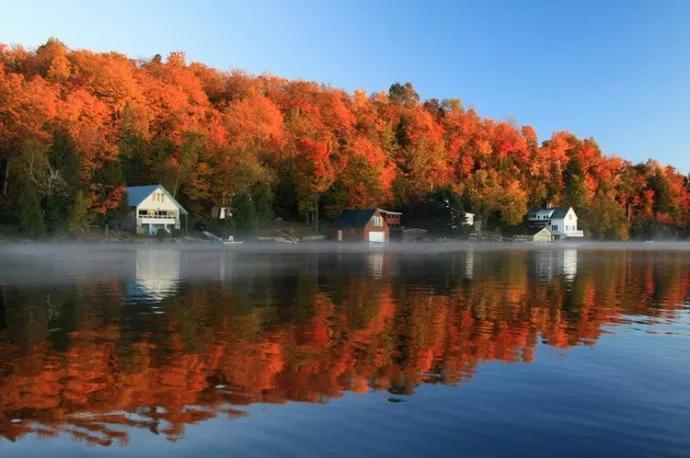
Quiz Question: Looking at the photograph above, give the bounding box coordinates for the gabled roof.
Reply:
[549,207,572,219]
[333,209,377,228]
[528,208,554,219]
[126,185,159,206]
[527,206,573,220]
[126,184,188,214]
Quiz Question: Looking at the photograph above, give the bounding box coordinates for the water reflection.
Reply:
[127,248,181,303]
[0,247,688,447]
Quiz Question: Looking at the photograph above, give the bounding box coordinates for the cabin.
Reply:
[332,208,390,242]
[126,184,188,236]
[527,205,583,240]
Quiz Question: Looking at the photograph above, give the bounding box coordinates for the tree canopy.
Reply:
[0,40,687,238]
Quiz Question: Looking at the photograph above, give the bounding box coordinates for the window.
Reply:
[551,224,558,232]
[372,215,384,227]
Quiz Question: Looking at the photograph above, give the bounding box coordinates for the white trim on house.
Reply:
[126,185,187,236]
[528,206,583,240]
[548,208,584,239]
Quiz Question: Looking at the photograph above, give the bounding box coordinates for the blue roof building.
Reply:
[125,184,188,235]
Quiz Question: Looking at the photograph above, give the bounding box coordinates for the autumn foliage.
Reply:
[0,40,688,238]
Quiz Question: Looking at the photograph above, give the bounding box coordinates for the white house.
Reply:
[527,205,583,240]
[464,212,475,226]
[126,184,188,235]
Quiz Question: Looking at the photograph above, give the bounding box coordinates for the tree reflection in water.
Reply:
[0,247,688,446]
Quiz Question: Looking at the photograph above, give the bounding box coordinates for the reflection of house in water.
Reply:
[534,251,555,279]
[367,252,385,278]
[126,249,181,303]
[561,249,578,281]
[533,249,578,281]
[464,249,474,279]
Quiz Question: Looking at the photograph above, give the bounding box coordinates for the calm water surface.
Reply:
[0,243,689,457]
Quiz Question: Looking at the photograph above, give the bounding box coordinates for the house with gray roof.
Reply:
[126,184,188,235]
[331,208,390,242]
[527,205,583,240]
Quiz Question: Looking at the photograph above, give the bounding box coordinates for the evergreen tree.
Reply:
[68,191,90,235]
[564,157,589,209]
[18,184,45,237]
[646,171,674,216]
[252,181,274,227]
[232,191,258,237]
[44,128,81,233]
[407,185,467,237]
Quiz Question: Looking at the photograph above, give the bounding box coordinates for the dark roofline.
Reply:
[126,184,188,215]
[333,208,378,228]
[527,206,573,219]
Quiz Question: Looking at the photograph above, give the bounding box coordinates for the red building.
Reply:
[331,208,392,242]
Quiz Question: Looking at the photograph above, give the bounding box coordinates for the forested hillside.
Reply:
[1,39,688,238]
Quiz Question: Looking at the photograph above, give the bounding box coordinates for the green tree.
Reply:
[119,126,148,185]
[44,129,81,232]
[564,157,589,209]
[407,185,467,237]
[18,184,45,237]
[646,170,674,216]
[585,189,629,240]
[68,191,91,235]
[252,181,274,227]
[231,191,258,237]
[389,82,420,107]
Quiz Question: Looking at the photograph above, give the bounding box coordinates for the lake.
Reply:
[0,243,689,457]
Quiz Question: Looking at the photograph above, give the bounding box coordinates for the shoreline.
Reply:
[2,239,690,254]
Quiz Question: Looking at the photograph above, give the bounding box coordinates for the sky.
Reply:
[1,0,689,173]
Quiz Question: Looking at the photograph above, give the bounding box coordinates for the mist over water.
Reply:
[0,243,689,457]
[1,241,689,285]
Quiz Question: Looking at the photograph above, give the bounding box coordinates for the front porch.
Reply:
[137,215,179,235]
